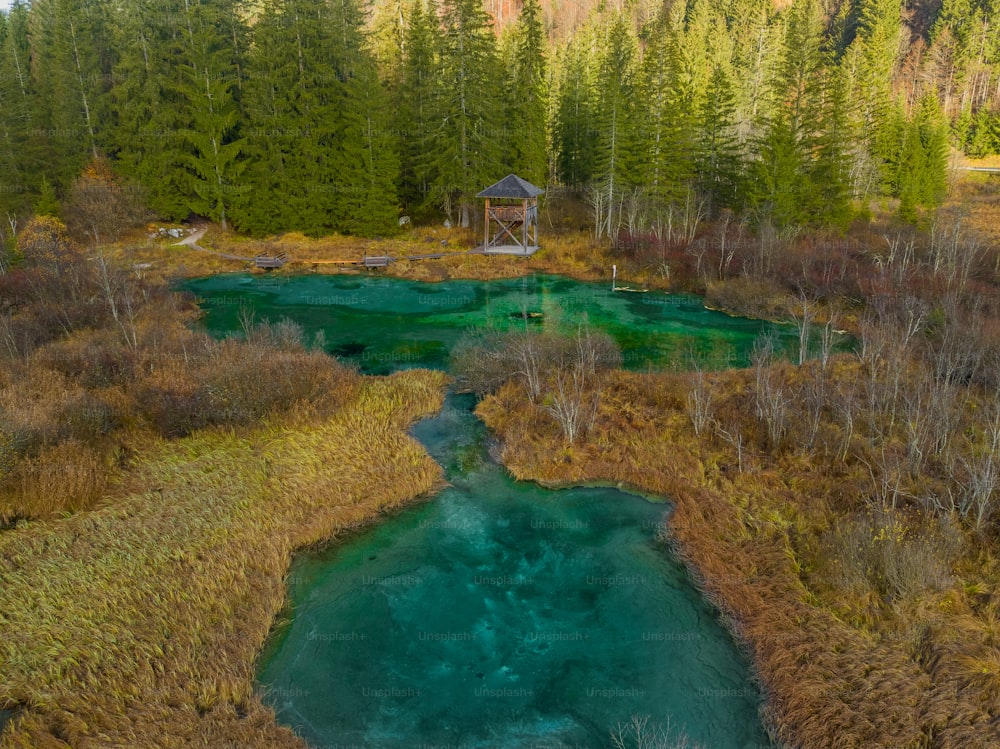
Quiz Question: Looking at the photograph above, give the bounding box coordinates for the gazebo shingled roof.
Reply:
[476,174,544,200]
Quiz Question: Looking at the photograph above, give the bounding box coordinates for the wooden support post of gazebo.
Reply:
[477,174,544,256]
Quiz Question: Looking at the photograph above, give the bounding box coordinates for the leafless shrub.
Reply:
[819,509,962,602]
[857,308,915,438]
[543,325,621,444]
[832,377,859,462]
[926,211,983,292]
[452,325,620,404]
[137,319,348,437]
[453,325,620,444]
[611,714,705,749]
[922,296,985,387]
[63,158,150,246]
[94,252,143,351]
[35,331,136,388]
[948,398,1000,532]
[796,363,828,451]
[715,420,747,473]
[818,312,839,372]
[452,329,552,399]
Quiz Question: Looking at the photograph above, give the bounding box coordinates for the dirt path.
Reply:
[172,228,253,261]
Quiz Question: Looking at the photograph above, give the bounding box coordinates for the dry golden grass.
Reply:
[478,368,1000,748]
[113,223,657,291]
[1,440,109,519]
[0,368,448,748]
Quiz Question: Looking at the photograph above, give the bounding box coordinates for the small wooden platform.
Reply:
[482,245,540,257]
[254,253,288,269]
[363,255,391,268]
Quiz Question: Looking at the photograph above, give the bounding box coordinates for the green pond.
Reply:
[182,273,804,373]
[185,273,782,749]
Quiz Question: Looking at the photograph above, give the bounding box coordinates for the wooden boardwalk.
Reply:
[172,231,531,271]
[254,253,288,269]
[291,247,489,268]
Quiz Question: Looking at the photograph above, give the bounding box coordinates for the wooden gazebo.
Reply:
[477,174,543,255]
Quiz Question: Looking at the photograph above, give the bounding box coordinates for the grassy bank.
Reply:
[0,369,448,748]
[478,367,1000,748]
[117,224,635,286]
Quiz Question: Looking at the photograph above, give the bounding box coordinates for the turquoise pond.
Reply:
[182,273,806,373]
[184,273,781,749]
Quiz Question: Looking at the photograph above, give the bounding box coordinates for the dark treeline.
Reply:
[0,0,997,240]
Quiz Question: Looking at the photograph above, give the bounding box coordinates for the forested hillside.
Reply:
[0,0,997,240]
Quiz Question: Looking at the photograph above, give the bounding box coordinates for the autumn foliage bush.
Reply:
[137,332,353,438]
[0,231,358,521]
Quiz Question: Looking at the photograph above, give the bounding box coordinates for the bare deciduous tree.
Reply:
[792,291,815,366]
[686,364,715,438]
[818,310,839,372]
[833,378,859,462]
[752,336,788,448]
[927,211,982,292]
[587,183,607,242]
[95,252,140,351]
[955,397,1000,532]
[716,421,747,473]
[861,443,909,511]
[544,325,619,444]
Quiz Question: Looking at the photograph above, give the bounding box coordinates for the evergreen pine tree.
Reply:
[35,176,61,217]
[0,3,34,215]
[725,0,781,133]
[640,12,697,218]
[591,12,641,240]
[750,0,825,225]
[369,0,408,80]
[230,0,299,234]
[968,107,1000,157]
[105,0,186,219]
[753,114,809,225]
[552,36,597,187]
[336,48,401,236]
[57,0,109,163]
[396,0,443,217]
[898,93,949,222]
[105,0,245,224]
[12,0,108,203]
[846,0,903,196]
[502,0,547,186]
[170,0,246,229]
[873,98,908,197]
[808,66,854,228]
[431,0,503,227]
[694,65,744,216]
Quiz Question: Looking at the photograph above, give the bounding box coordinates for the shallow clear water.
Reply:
[183,273,804,373]
[185,274,777,748]
[257,395,771,749]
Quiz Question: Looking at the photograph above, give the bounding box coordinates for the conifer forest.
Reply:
[0,0,998,237]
